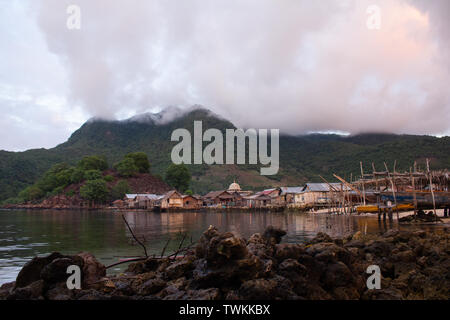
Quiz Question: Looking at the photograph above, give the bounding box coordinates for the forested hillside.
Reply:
[1,108,449,202]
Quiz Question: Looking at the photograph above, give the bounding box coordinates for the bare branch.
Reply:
[121,214,148,257]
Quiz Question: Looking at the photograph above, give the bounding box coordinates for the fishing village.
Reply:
[5,159,450,225]
[110,159,450,224]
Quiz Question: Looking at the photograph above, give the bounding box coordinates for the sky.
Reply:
[0,0,449,151]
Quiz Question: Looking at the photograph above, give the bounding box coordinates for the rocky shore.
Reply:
[1,226,449,300]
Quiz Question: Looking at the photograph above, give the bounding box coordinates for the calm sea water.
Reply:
[0,209,404,285]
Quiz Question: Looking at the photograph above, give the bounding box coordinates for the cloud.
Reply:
[2,0,450,151]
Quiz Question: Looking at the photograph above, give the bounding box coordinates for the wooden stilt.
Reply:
[426,158,437,223]
[384,162,399,223]
[410,167,418,217]
[360,162,366,206]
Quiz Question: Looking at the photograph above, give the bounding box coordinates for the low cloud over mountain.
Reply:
[1,0,450,150]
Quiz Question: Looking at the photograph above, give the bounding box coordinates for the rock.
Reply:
[332,286,360,300]
[344,240,366,249]
[394,231,414,243]
[278,259,307,278]
[77,252,106,287]
[113,281,135,296]
[322,262,354,289]
[275,243,305,261]
[247,233,274,259]
[162,290,186,300]
[41,257,83,284]
[412,230,426,238]
[0,282,15,299]
[352,231,362,240]
[306,242,352,266]
[392,250,416,263]
[364,240,394,257]
[195,225,220,258]
[205,233,248,266]
[76,289,110,300]
[126,257,164,275]
[238,278,279,300]
[2,225,448,301]
[192,254,263,290]
[362,288,403,300]
[183,288,221,300]
[263,226,286,244]
[158,278,187,299]
[165,257,194,280]
[383,229,399,238]
[46,282,74,300]
[138,278,166,295]
[8,280,45,300]
[310,232,333,244]
[15,252,65,288]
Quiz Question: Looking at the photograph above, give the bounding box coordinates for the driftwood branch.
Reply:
[106,257,146,269]
[122,214,148,258]
[105,221,195,269]
[160,238,171,258]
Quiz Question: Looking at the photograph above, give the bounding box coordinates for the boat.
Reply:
[356,203,414,213]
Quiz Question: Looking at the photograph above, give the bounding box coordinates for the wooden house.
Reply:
[280,187,303,205]
[203,190,234,207]
[124,194,164,209]
[294,183,349,206]
[182,195,201,209]
[260,188,283,205]
[161,190,184,209]
[244,193,272,208]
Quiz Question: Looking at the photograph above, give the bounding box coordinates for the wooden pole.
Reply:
[410,167,418,217]
[384,162,399,222]
[333,174,363,197]
[393,160,397,192]
[426,158,437,222]
[372,162,379,192]
[319,175,339,214]
[360,162,366,205]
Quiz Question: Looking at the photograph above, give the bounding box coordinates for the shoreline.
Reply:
[1,225,448,300]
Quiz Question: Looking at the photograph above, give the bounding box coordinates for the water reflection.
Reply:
[0,209,441,285]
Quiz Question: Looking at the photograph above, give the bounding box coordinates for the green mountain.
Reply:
[1,107,449,202]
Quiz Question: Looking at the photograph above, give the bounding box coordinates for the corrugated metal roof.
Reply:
[244,193,272,200]
[280,187,303,195]
[125,194,164,200]
[302,183,350,192]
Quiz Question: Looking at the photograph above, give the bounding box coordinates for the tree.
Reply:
[77,155,108,171]
[185,189,193,196]
[71,168,85,183]
[104,175,114,182]
[114,158,139,177]
[36,163,72,193]
[19,185,44,202]
[110,180,130,200]
[80,179,109,203]
[84,169,102,181]
[165,164,191,192]
[125,152,150,173]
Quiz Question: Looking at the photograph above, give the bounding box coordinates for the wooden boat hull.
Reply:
[357,203,414,213]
